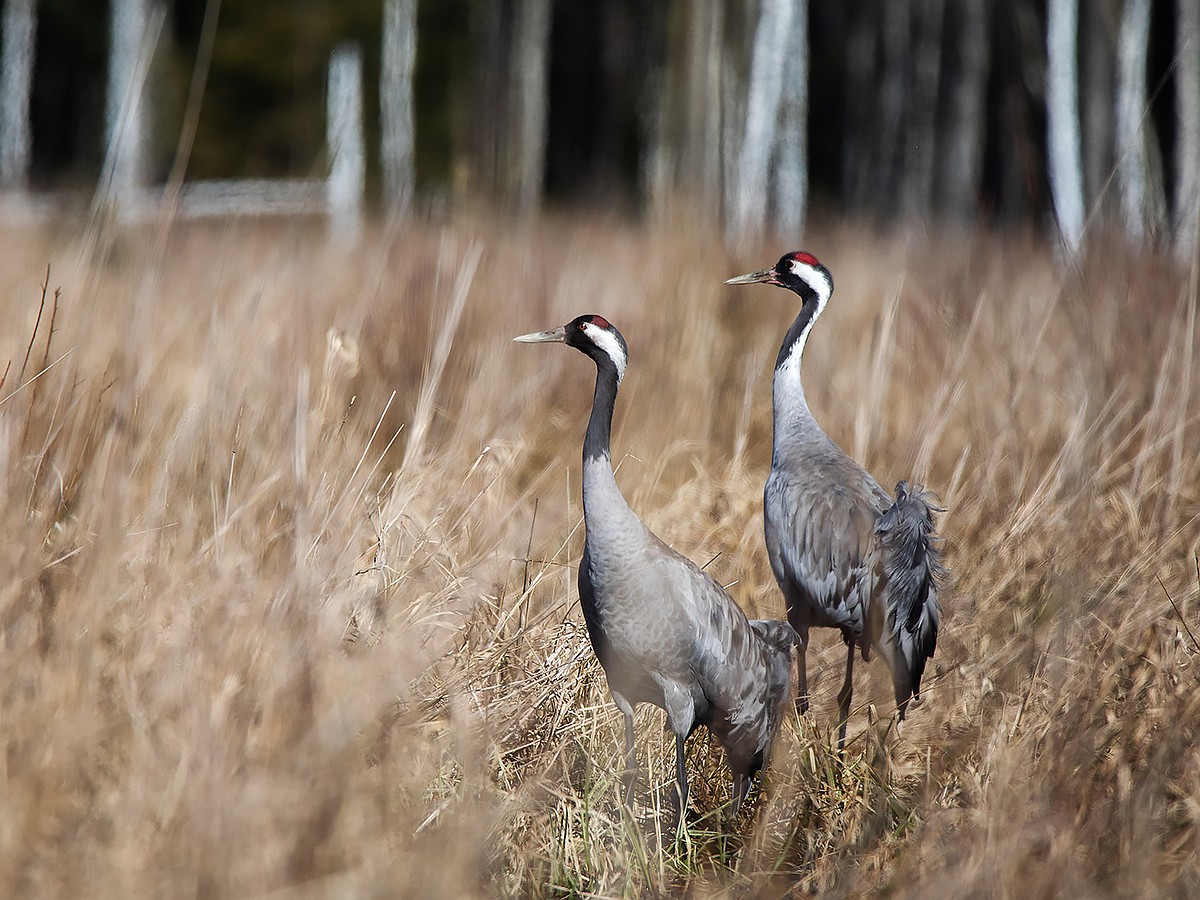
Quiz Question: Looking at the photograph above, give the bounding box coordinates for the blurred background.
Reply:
[1,4,1199,896]
[1,0,1197,255]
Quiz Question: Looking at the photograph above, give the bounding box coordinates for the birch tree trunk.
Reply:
[106,0,150,199]
[0,0,35,190]
[1173,0,1200,257]
[1046,0,1086,255]
[381,0,417,214]
[937,0,988,223]
[773,0,807,236]
[328,44,365,243]
[508,0,551,214]
[1115,0,1154,242]
[730,0,794,239]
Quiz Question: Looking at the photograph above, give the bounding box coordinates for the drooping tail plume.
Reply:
[874,481,945,708]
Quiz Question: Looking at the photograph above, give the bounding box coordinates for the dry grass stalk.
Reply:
[0,219,1196,897]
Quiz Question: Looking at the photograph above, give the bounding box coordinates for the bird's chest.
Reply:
[583,541,680,640]
[580,522,648,619]
[580,542,696,686]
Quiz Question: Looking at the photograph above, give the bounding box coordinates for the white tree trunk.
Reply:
[381,0,417,214]
[0,0,36,189]
[1174,0,1200,257]
[327,44,364,243]
[1115,0,1154,242]
[1047,0,1086,255]
[773,0,807,236]
[106,0,151,198]
[731,0,794,239]
[938,0,988,223]
[509,0,551,214]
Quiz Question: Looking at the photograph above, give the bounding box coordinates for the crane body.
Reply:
[515,315,798,815]
[727,253,944,748]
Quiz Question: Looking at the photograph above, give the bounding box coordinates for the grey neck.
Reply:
[580,357,634,537]
[583,356,620,465]
[772,301,829,463]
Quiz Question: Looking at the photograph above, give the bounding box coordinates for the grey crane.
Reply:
[726,252,944,749]
[515,314,798,816]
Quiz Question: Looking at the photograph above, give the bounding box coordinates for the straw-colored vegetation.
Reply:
[0,217,1197,897]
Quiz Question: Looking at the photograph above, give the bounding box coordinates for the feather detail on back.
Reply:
[764,465,887,633]
[747,620,801,759]
[697,617,798,783]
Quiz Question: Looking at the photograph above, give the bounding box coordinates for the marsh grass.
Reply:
[0,217,1197,897]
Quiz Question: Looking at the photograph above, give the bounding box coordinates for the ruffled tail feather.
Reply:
[875,481,945,705]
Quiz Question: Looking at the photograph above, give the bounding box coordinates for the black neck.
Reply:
[584,355,620,463]
[774,298,820,371]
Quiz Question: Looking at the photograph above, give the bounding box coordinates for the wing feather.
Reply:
[874,480,944,697]
[766,467,888,634]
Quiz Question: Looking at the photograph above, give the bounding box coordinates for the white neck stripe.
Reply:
[587,326,627,384]
[790,260,832,304]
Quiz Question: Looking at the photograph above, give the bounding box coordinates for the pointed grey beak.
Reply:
[725,268,778,286]
[513,324,568,344]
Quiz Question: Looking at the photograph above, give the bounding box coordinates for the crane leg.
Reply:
[795,641,809,715]
[730,771,750,819]
[621,709,637,810]
[836,641,856,750]
[675,732,689,819]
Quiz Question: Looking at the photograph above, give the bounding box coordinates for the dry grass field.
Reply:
[0,214,1197,897]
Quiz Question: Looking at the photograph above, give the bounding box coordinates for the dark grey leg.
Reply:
[675,732,688,815]
[730,772,750,818]
[796,643,809,715]
[622,711,637,809]
[836,641,856,750]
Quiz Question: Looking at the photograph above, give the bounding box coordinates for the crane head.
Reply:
[513,314,628,384]
[726,251,834,307]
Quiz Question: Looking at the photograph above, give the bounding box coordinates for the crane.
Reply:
[515,314,799,817]
[726,252,944,749]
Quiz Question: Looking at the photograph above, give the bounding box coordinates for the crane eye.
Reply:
[577,322,588,331]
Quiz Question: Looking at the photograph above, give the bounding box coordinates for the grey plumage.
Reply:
[875,480,942,697]
[515,314,798,816]
[727,253,944,748]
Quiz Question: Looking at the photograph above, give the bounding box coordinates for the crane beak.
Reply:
[725,267,779,286]
[513,325,568,344]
